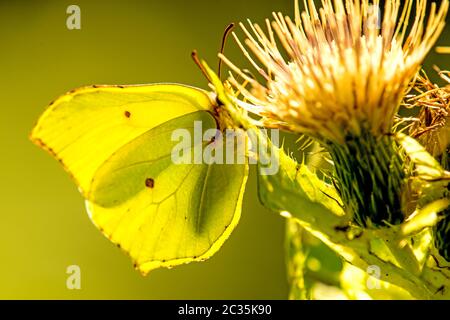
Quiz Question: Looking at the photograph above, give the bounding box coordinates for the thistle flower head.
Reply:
[408,69,450,159]
[407,70,450,260]
[222,0,449,144]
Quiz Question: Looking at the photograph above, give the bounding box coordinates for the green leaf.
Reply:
[396,132,449,181]
[255,134,437,299]
[401,198,450,236]
[256,137,346,236]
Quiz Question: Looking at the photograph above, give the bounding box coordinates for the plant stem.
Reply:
[285,220,308,300]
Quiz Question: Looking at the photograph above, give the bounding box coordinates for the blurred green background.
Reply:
[0,0,448,299]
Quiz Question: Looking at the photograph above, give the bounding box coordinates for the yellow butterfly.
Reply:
[31,80,248,275]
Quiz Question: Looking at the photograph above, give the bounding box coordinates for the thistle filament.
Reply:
[222,0,449,143]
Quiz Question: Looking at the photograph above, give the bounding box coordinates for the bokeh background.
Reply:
[0,0,448,299]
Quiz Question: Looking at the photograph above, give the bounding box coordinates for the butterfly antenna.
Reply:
[191,50,212,83]
[218,23,235,80]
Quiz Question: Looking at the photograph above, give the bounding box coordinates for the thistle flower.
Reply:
[407,70,450,260]
[408,70,450,162]
[222,0,449,144]
[221,0,449,227]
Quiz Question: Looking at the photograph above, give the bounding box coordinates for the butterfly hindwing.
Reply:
[87,111,248,274]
